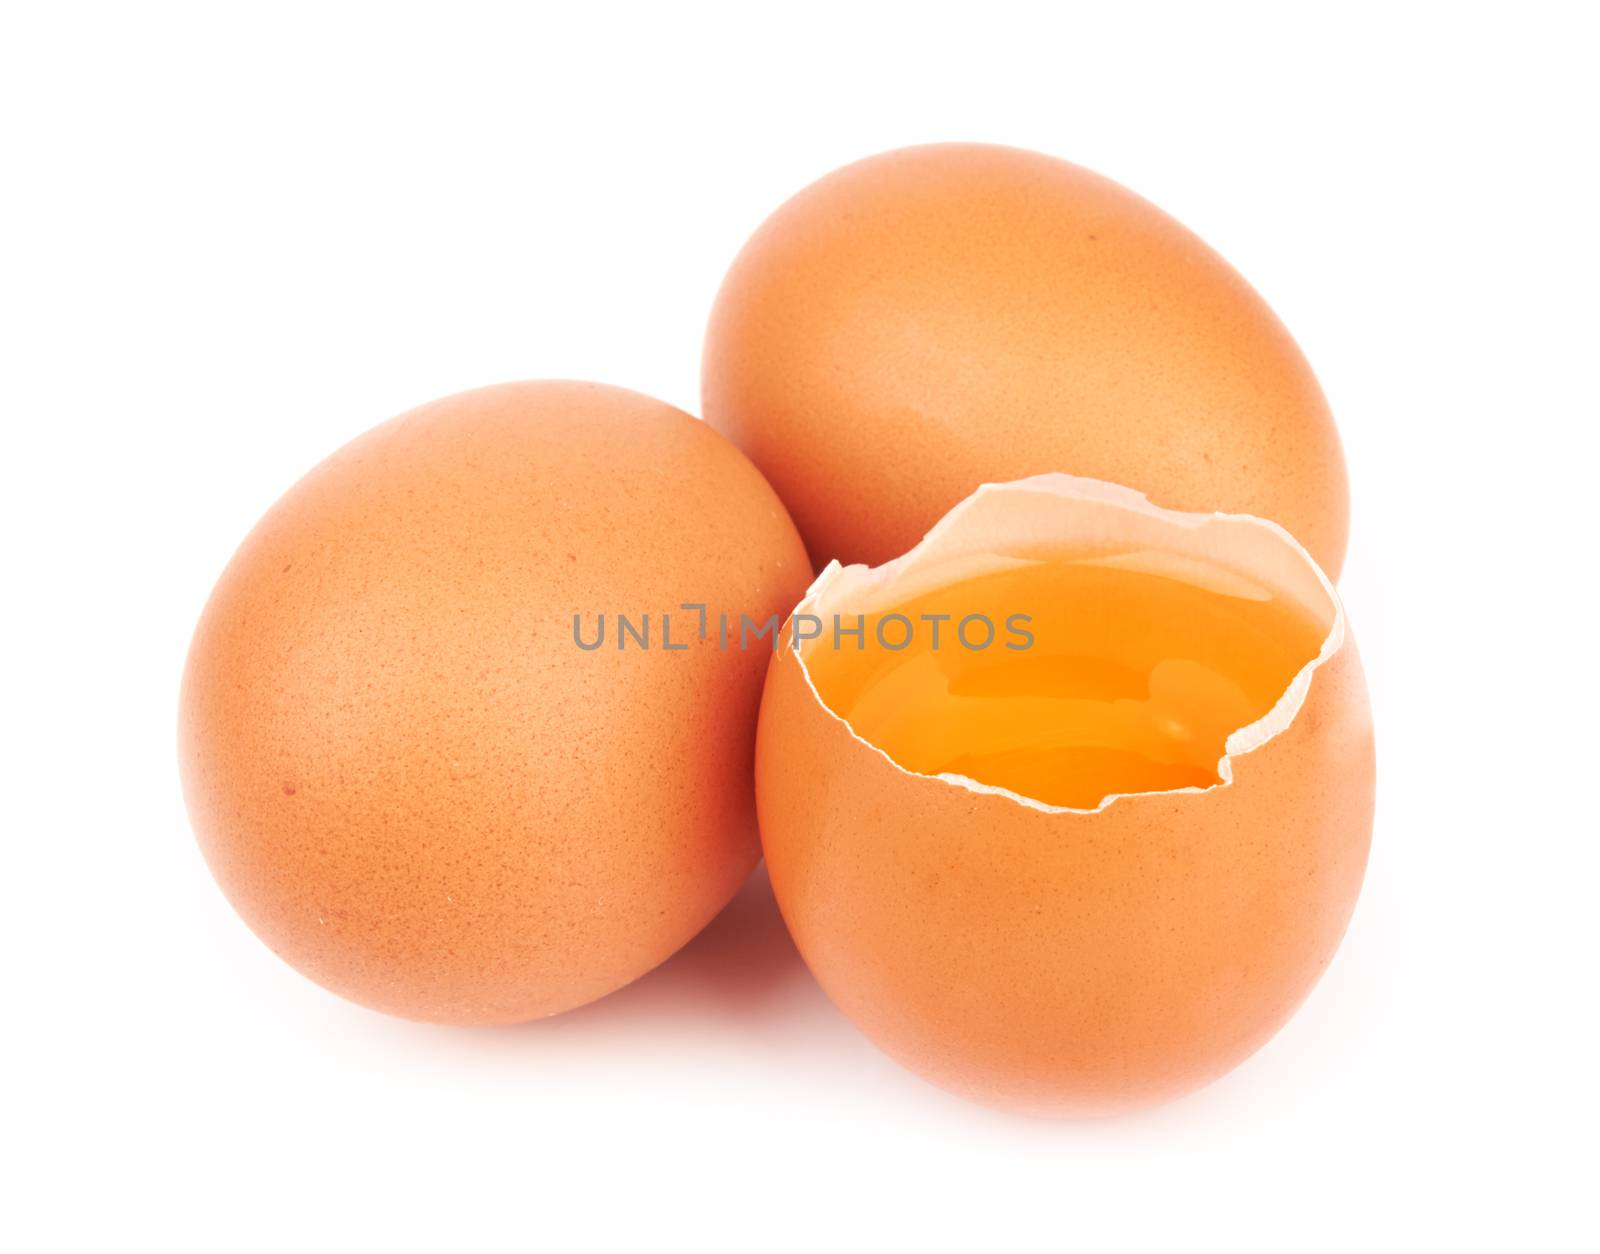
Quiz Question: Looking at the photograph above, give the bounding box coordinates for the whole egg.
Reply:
[180,380,811,1023]
[703,143,1350,578]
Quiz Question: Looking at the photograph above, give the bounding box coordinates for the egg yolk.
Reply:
[802,551,1327,810]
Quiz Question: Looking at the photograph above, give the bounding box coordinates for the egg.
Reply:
[702,142,1351,579]
[755,475,1374,1114]
[180,381,811,1024]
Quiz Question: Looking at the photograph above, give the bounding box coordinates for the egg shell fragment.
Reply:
[755,474,1374,1115]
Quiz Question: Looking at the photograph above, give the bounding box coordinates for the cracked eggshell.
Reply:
[180,381,811,1024]
[754,475,1374,1115]
[703,142,1351,579]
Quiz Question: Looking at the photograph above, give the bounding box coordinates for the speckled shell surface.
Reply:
[180,381,811,1024]
[702,143,1350,578]
[754,480,1374,1115]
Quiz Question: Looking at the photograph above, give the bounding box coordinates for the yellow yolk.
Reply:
[803,551,1327,810]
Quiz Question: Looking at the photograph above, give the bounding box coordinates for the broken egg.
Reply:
[703,142,1351,577]
[180,380,810,1024]
[755,474,1374,1114]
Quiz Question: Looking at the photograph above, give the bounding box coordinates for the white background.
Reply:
[4,3,1595,1249]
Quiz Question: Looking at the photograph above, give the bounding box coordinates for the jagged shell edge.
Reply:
[786,472,1347,817]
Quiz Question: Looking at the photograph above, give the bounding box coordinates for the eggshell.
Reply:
[755,475,1374,1115]
[703,142,1351,578]
[180,381,811,1024]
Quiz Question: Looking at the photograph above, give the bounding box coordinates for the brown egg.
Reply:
[703,142,1350,578]
[180,381,811,1024]
[756,475,1374,1114]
